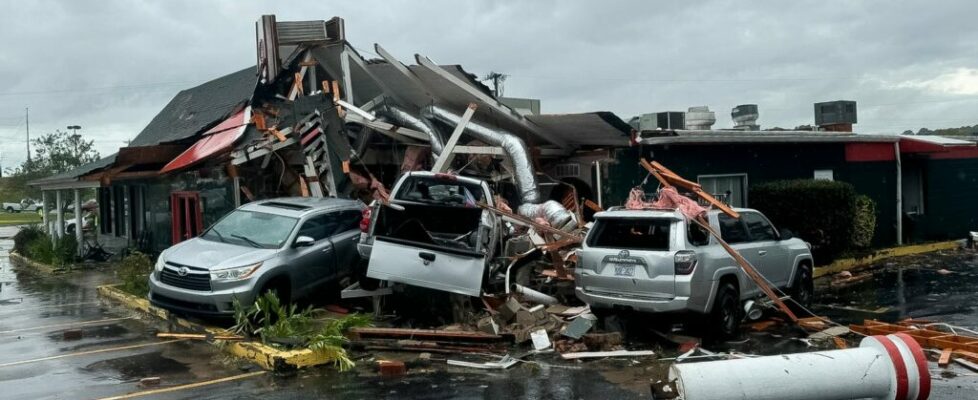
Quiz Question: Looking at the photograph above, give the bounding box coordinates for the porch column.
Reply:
[74,189,83,256]
[895,142,903,246]
[55,190,64,239]
[41,190,49,235]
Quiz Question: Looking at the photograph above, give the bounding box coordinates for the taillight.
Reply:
[674,251,697,275]
[359,208,372,232]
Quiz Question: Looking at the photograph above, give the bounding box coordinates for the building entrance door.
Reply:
[170,191,203,244]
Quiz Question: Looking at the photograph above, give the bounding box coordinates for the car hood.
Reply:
[162,238,277,270]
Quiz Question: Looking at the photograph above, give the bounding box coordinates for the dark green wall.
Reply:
[603,143,899,246]
[918,157,978,241]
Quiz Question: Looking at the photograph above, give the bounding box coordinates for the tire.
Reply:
[709,282,741,339]
[789,263,814,309]
[5,207,14,214]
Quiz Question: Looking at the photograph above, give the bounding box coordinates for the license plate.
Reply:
[614,265,635,277]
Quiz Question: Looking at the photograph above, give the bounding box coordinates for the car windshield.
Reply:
[202,210,298,249]
[587,217,672,251]
[394,176,484,207]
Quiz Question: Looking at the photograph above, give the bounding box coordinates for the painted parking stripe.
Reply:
[0,339,185,368]
[96,371,268,400]
[0,316,134,334]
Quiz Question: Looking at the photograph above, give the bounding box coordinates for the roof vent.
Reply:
[636,112,685,131]
[732,104,759,131]
[685,106,716,130]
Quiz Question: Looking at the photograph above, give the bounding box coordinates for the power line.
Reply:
[0,80,198,97]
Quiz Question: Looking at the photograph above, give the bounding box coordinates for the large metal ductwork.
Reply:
[421,105,541,204]
[420,105,577,230]
[375,104,446,156]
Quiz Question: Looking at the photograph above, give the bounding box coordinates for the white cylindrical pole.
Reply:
[55,190,64,239]
[74,189,83,257]
[669,334,930,400]
[510,283,559,305]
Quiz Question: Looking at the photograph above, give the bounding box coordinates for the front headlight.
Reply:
[154,256,166,272]
[210,262,263,282]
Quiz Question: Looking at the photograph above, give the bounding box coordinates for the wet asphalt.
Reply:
[2,223,978,399]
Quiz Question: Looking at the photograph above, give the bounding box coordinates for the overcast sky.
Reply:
[1,0,977,170]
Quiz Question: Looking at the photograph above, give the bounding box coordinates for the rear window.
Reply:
[395,176,484,207]
[587,217,672,251]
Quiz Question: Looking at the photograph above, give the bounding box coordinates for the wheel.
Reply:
[789,263,814,309]
[5,207,13,213]
[709,282,741,339]
[66,224,76,234]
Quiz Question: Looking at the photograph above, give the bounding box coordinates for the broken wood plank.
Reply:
[559,350,655,360]
[834,337,848,349]
[156,332,244,341]
[268,127,288,142]
[477,202,582,242]
[939,348,954,367]
[349,327,506,342]
[584,199,604,212]
[432,103,477,173]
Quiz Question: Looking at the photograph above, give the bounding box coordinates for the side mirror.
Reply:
[780,229,795,240]
[294,235,315,248]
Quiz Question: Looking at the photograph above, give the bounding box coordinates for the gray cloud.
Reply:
[1,0,976,170]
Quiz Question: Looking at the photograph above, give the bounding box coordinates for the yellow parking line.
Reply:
[0,339,185,368]
[96,371,268,400]
[0,316,134,334]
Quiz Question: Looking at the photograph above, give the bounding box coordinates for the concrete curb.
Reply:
[96,284,333,371]
[814,240,961,278]
[8,251,64,274]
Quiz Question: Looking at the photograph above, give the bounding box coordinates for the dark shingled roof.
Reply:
[28,153,118,187]
[129,67,256,146]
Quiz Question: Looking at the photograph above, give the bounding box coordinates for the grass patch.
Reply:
[231,291,372,371]
[16,226,78,268]
[0,212,42,227]
[118,252,152,297]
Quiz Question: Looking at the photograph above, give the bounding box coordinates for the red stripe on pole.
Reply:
[877,336,910,400]
[893,333,931,400]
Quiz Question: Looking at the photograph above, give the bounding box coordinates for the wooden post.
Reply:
[431,103,477,173]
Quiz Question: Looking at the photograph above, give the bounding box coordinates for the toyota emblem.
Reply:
[177,266,189,277]
[618,250,630,258]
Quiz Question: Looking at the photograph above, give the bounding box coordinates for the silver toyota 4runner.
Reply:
[575,207,813,336]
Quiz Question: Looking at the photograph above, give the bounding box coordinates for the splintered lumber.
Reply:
[851,320,978,355]
[939,348,953,367]
[640,158,739,219]
[560,350,656,360]
[834,337,848,349]
[156,332,244,341]
[349,327,506,343]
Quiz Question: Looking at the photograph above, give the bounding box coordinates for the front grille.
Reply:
[151,293,218,312]
[160,263,212,291]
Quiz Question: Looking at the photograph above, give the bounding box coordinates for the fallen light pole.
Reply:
[667,333,930,400]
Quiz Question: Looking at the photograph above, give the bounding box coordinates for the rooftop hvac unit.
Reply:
[731,104,759,131]
[686,106,716,130]
[815,100,857,130]
[638,112,685,131]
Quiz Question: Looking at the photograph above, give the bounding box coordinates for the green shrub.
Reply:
[119,252,152,296]
[749,179,858,263]
[851,195,877,249]
[52,235,78,267]
[13,225,44,256]
[27,235,55,264]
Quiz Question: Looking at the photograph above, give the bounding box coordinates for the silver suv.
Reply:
[148,197,365,316]
[575,207,813,336]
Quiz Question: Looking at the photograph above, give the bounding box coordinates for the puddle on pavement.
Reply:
[47,323,131,342]
[83,351,191,381]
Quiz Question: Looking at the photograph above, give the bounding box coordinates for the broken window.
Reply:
[587,218,672,251]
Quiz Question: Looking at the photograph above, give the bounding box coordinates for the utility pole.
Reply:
[483,71,507,98]
[25,107,30,162]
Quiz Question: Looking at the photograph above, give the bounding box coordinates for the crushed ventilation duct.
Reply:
[420,105,577,230]
[376,104,446,156]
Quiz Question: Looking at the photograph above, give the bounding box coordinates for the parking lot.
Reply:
[4,224,978,399]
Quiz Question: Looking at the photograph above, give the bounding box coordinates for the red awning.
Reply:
[161,107,251,173]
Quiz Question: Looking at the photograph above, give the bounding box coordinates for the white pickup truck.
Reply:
[358,171,501,296]
[3,199,41,214]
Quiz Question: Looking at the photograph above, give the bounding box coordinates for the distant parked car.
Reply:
[575,207,813,338]
[3,199,41,213]
[148,197,365,317]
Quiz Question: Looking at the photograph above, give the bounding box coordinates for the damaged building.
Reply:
[29,15,632,255]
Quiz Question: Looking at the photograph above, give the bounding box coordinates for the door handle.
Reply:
[418,251,436,265]
[758,250,767,256]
